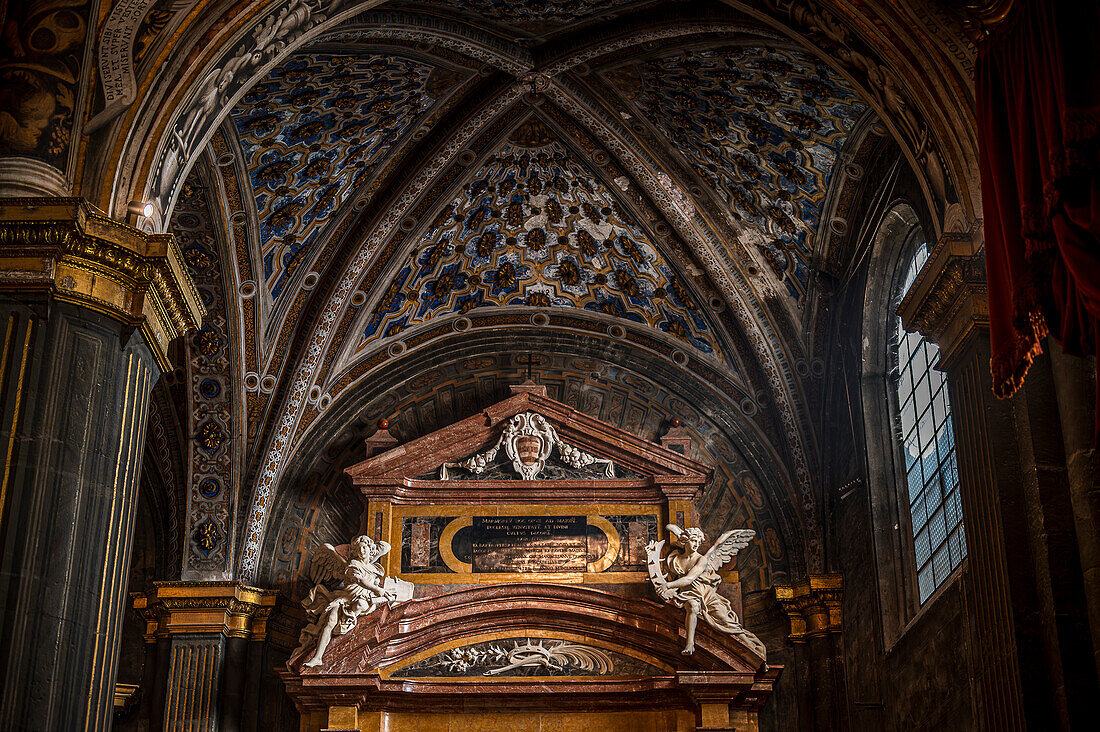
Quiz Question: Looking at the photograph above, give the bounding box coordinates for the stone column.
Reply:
[773,575,844,732]
[898,229,1100,729]
[0,198,202,731]
[134,582,278,732]
[1047,341,1100,681]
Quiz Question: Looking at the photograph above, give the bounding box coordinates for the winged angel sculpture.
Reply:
[292,536,413,668]
[646,525,766,658]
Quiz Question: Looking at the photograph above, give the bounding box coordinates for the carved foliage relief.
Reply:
[393,637,666,677]
[230,52,464,299]
[353,137,725,359]
[618,46,867,299]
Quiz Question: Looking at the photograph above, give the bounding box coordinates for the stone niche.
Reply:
[280,385,779,732]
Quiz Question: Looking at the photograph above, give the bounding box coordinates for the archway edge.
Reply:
[259,325,805,581]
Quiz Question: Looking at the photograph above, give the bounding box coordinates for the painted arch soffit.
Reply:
[228,50,474,303]
[169,165,241,575]
[332,118,735,378]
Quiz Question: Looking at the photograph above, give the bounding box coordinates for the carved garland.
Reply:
[441,411,614,480]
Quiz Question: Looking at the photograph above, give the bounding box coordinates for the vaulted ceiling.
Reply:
[150,0,900,580]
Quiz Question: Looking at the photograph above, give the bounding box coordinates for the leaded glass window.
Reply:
[894,244,966,603]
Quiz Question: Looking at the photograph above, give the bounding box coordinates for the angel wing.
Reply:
[307,542,347,585]
[703,529,755,573]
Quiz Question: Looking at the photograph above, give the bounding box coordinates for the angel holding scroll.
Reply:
[293,535,411,668]
[646,525,766,658]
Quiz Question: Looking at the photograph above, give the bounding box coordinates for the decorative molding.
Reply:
[113,683,139,711]
[133,581,278,641]
[773,573,842,641]
[0,157,70,197]
[0,197,204,371]
[896,227,987,368]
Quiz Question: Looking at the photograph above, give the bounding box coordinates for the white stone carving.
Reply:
[440,411,613,480]
[292,535,412,669]
[416,639,614,676]
[646,525,766,658]
[484,639,613,676]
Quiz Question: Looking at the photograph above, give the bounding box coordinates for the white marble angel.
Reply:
[646,525,766,658]
[292,535,411,668]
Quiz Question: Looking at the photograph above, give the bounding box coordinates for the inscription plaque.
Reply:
[472,516,587,573]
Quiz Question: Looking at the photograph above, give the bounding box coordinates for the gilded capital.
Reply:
[134,582,278,641]
[896,228,987,370]
[0,197,204,371]
[773,574,842,641]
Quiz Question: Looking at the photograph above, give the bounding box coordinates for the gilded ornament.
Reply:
[193,520,220,554]
[197,420,226,451]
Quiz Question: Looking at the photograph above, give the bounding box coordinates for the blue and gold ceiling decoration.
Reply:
[620,46,867,299]
[353,133,726,361]
[231,53,467,300]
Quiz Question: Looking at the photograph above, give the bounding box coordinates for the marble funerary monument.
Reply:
[281,384,777,731]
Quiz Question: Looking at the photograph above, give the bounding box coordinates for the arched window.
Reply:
[893,244,966,603]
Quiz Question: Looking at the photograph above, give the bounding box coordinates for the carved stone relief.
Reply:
[441,411,614,480]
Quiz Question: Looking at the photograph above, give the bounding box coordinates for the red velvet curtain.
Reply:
[977,0,1100,428]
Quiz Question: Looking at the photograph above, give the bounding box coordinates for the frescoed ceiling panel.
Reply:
[230,52,470,300]
[348,122,728,363]
[607,45,868,300]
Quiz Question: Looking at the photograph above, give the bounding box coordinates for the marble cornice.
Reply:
[773,574,843,641]
[0,197,204,371]
[134,581,279,641]
[896,226,987,370]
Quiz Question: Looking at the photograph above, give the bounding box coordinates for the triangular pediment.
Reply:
[345,386,712,486]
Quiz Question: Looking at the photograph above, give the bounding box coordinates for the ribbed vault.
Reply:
[85,0,983,583]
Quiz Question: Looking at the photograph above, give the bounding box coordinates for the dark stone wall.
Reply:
[838,476,974,730]
[881,580,973,730]
[813,146,980,731]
